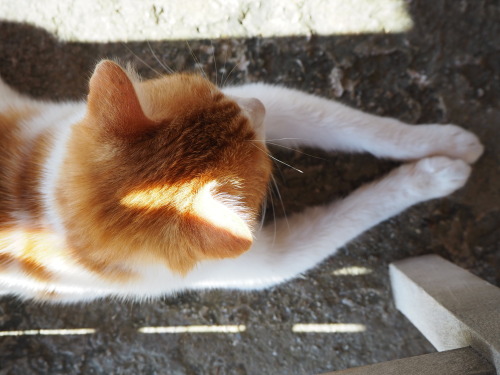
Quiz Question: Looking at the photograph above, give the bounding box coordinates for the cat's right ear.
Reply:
[87,60,156,138]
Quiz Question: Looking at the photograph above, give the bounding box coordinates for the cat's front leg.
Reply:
[189,156,471,290]
[253,156,473,281]
[406,124,484,164]
[325,120,484,164]
[224,84,483,163]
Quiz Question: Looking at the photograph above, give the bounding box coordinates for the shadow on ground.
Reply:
[0,1,499,374]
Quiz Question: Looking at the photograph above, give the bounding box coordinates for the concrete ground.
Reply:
[0,1,499,374]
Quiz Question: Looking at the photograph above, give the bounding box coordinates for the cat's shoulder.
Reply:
[0,76,61,114]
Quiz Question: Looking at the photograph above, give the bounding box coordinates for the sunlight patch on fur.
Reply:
[120,180,253,245]
[120,180,250,222]
[292,323,366,333]
[120,185,192,210]
[138,325,246,334]
[120,180,240,212]
[0,328,96,336]
[332,266,373,276]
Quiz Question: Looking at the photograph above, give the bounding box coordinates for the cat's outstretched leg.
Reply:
[223,84,483,163]
[187,156,470,290]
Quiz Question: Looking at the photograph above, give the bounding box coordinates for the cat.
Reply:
[0,60,483,302]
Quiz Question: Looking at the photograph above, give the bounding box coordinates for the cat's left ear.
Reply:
[183,186,255,265]
[87,60,156,137]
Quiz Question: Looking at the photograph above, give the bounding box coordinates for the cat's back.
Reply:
[0,78,57,228]
[0,81,34,226]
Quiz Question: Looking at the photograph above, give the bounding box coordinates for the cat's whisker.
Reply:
[265,142,328,161]
[257,194,267,234]
[222,62,240,88]
[147,41,175,75]
[249,142,304,174]
[264,138,302,142]
[271,175,290,232]
[220,44,229,88]
[120,43,162,76]
[186,41,208,79]
[266,179,277,247]
[269,154,303,174]
[248,139,327,161]
[210,40,218,86]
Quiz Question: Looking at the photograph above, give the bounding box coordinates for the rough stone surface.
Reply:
[0,0,413,41]
[0,1,499,374]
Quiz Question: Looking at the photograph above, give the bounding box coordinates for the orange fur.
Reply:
[0,60,272,285]
[0,109,57,282]
[0,228,65,282]
[55,61,272,276]
[0,111,30,226]
[19,257,53,282]
[0,253,16,269]
[0,108,49,227]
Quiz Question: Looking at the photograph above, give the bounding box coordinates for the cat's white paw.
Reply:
[406,156,471,200]
[424,124,484,164]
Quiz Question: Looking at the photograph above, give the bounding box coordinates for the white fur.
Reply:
[0,79,483,302]
[40,104,85,235]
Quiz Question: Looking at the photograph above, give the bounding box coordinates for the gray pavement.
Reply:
[0,1,499,374]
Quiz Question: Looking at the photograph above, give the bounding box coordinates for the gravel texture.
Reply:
[0,1,499,374]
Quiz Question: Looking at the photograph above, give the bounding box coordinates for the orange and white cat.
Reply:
[0,60,483,302]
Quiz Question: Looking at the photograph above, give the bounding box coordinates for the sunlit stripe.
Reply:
[138,325,246,334]
[332,266,373,276]
[0,328,96,336]
[0,0,413,42]
[292,323,366,333]
[0,324,366,336]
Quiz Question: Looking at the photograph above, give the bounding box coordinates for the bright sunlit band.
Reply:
[0,324,366,336]
[0,328,96,336]
[0,0,414,42]
[138,325,247,334]
[292,323,366,333]
[332,266,373,276]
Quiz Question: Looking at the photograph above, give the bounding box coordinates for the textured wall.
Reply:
[0,0,412,41]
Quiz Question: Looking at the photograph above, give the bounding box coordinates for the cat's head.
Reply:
[58,60,272,277]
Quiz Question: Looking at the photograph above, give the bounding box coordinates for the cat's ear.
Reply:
[87,60,155,137]
[185,187,254,263]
